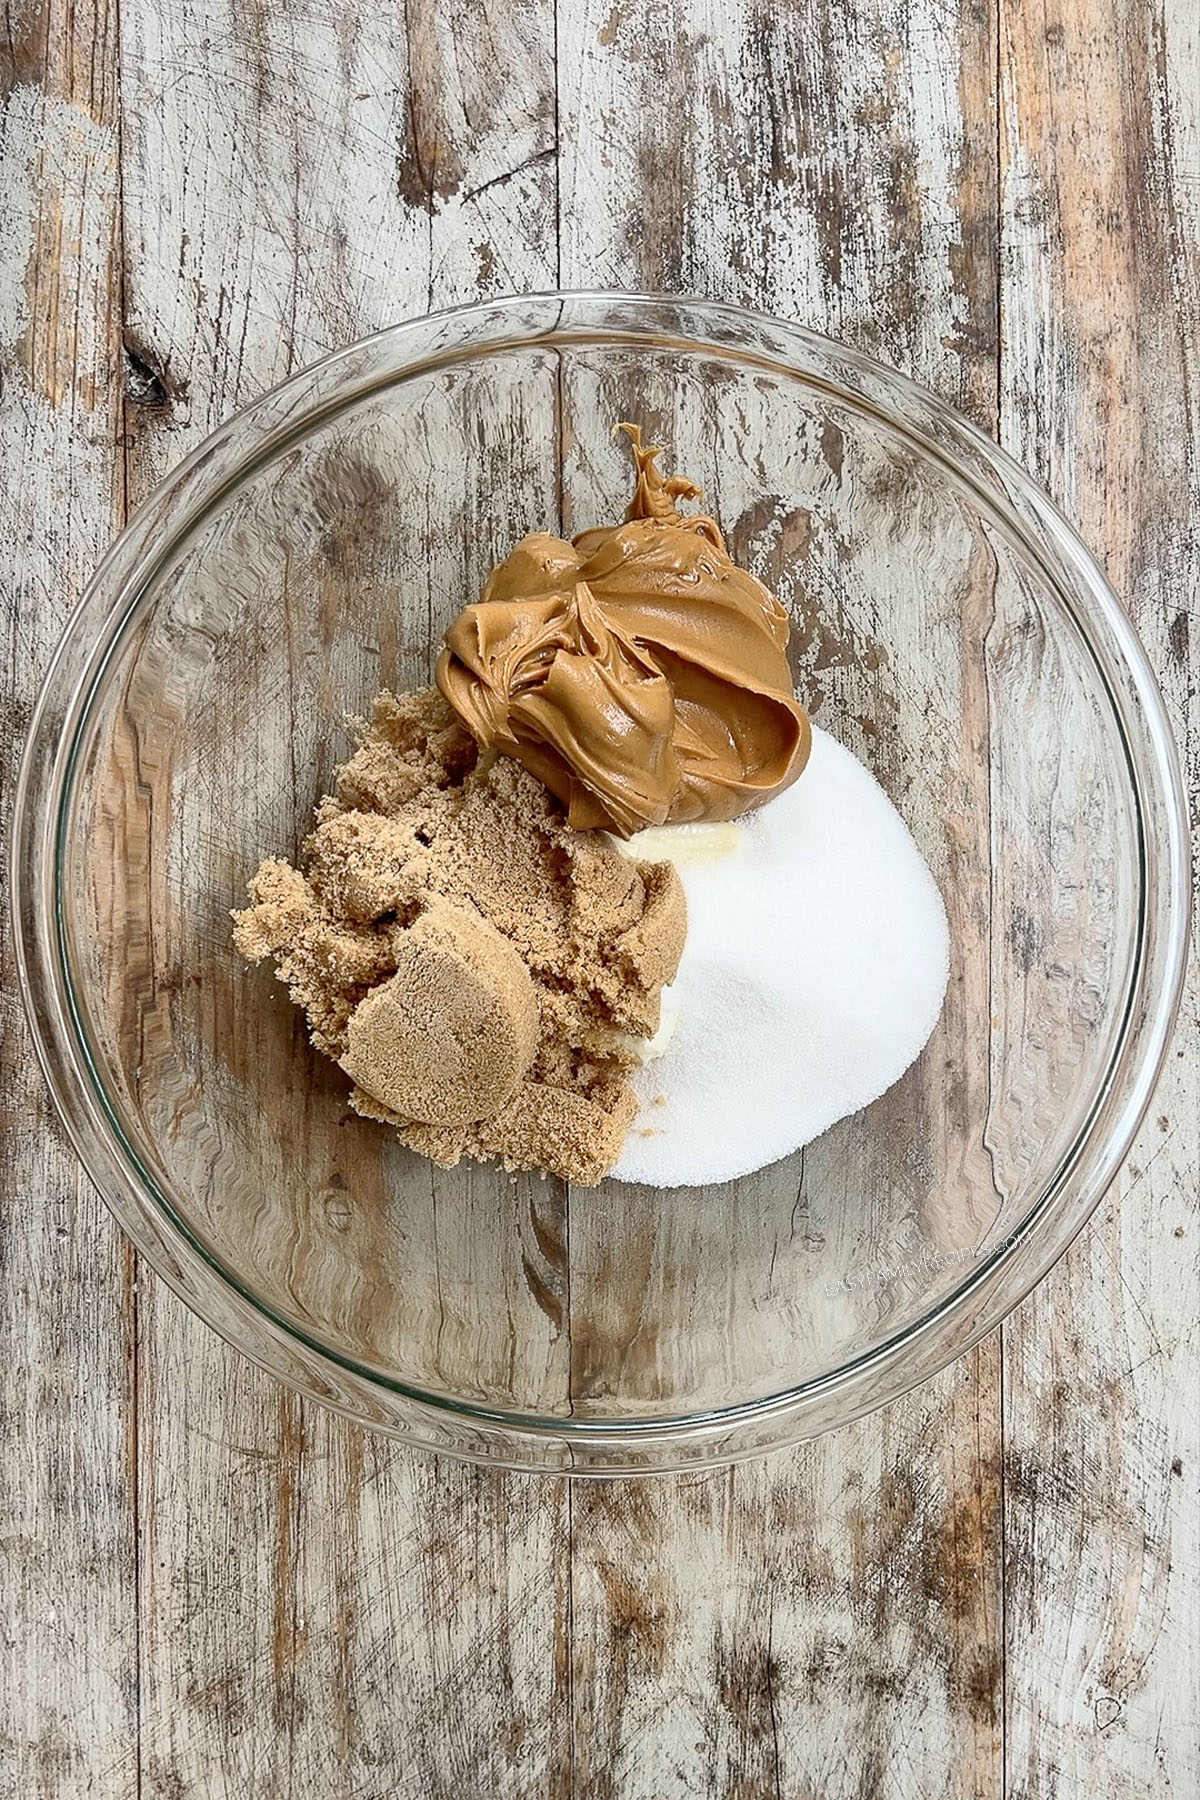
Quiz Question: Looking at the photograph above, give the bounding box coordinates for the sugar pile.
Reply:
[611,726,950,1188]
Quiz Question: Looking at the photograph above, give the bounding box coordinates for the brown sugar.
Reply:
[339,903,539,1126]
[233,687,686,1184]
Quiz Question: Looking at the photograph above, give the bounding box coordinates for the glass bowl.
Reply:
[12,293,1188,1473]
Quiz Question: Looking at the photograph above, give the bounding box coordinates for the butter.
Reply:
[612,821,744,866]
[620,984,681,1065]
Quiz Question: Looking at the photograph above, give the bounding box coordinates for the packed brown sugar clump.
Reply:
[233,688,686,1184]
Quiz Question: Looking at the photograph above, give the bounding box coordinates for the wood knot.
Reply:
[123,335,184,411]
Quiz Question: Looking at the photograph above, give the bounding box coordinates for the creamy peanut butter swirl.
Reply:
[437,426,812,837]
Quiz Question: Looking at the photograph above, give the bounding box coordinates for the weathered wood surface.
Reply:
[0,4,138,1793]
[999,3,1200,1793]
[1,2,1195,1798]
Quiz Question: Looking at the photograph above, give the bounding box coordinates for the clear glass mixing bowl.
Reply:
[12,293,1189,1472]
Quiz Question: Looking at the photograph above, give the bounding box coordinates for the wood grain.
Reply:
[999,1,1200,1793]
[1,0,1196,1795]
[0,2,138,1794]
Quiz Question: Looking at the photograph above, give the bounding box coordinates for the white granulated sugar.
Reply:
[611,726,950,1189]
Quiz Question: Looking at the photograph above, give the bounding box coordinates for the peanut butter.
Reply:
[437,426,811,837]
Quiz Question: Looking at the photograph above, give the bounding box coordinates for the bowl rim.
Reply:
[10,287,1192,1472]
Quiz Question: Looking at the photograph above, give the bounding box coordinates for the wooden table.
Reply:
[2,2,1196,1794]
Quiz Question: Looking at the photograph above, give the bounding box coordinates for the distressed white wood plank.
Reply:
[558,3,1004,1796]
[569,1356,1003,1800]
[289,1436,572,1797]
[1000,1,1200,1794]
[116,2,565,1794]
[0,1,138,1793]
[559,0,997,418]
[118,0,558,431]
